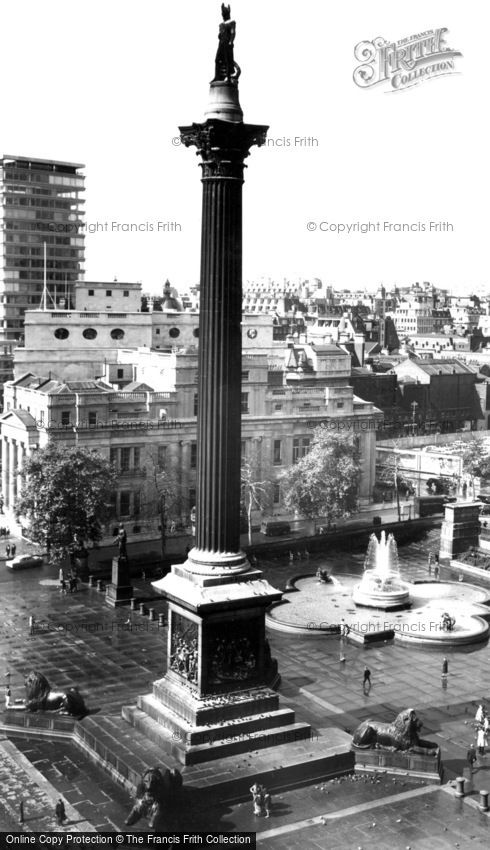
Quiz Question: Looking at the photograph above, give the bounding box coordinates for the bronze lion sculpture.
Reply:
[24,671,87,716]
[352,708,435,753]
[125,767,183,830]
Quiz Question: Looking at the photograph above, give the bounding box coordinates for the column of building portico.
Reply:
[16,444,26,502]
[1,437,10,509]
[9,440,17,508]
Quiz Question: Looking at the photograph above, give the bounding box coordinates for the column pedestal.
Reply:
[439,501,481,561]
[105,556,133,607]
[124,564,311,765]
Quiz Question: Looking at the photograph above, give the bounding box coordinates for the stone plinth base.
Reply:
[75,713,353,800]
[440,501,481,561]
[105,557,133,607]
[352,744,442,784]
[123,679,311,765]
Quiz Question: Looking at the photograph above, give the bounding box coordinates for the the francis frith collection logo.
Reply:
[353,28,462,91]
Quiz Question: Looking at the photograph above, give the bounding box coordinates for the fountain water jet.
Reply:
[352,531,411,610]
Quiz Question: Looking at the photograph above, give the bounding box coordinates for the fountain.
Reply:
[352,532,411,610]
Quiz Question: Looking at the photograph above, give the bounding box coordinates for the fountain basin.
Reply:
[352,571,411,610]
[267,574,490,646]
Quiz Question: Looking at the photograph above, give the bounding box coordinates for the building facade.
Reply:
[0,155,85,345]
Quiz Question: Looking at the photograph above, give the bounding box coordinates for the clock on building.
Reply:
[247,328,257,339]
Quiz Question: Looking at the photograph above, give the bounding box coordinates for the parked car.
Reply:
[6,554,43,570]
[260,520,291,537]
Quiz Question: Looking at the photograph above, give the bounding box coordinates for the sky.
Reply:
[0,1,486,295]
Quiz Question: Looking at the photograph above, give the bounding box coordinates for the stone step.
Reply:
[73,712,353,801]
[136,693,297,744]
[127,707,312,764]
[151,678,280,725]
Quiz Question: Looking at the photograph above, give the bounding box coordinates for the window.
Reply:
[88,411,97,426]
[54,328,69,339]
[273,439,282,465]
[193,392,198,416]
[111,328,125,340]
[117,369,124,379]
[158,445,166,470]
[293,437,311,464]
[169,327,180,338]
[336,401,344,409]
[106,290,112,297]
[61,411,71,426]
[155,328,161,335]
[193,328,199,338]
[241,392,249,414]
[123,290,129,297]
[133,491,141,516]
[190,442,197,469]
[119,491,130,516]
[274,403,283,412]
[83,328,97,340]
[110,448,117,466]
[273,482,280,504]
[241,371,249,381]
[133,447,140,470]
[120,447,131,472]
[88,289,94,296]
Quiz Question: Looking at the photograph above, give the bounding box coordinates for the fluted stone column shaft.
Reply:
[196,174,243,555]
[179,117,267,571]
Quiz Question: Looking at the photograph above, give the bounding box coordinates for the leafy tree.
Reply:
[280,428,360,521]
[241,452,272,545]
[139,447,182,559]
[452,438,490,497]
[376,447,415,521]
[15,444,117,563]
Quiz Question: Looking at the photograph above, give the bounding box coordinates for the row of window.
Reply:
[87,290,130,297]
[53,327,125,340]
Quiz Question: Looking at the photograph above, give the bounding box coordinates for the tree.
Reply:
[280,428,360,521]
[452,438,490,497]
[376,445,414,521]
[139,447,182,559]
[15,444,117,563]
[241,453,272,545]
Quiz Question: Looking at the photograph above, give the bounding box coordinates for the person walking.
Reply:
[467,744,477,773]
[5,686,11,708]
[477,726,486,758]
[442,657,448,677]
[5,544,10,559]
[475,704,485,725]
[434,564,440,581]
[55,798,66,825]
[363,666,371,691]
[59,571,67,595]
[11,543,16,558]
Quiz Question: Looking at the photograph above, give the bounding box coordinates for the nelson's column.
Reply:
[136,5,312,764]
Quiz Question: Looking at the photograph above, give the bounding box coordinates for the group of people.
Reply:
[1,527,11,539]
[289,549,310,562]
[59,568,79,594]
[250,783,271,818]
[5,542,16,559]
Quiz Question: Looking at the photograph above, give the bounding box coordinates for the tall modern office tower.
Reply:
[0,155,85,345]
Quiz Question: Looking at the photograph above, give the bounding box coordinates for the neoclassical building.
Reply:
[1,337,382,540]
